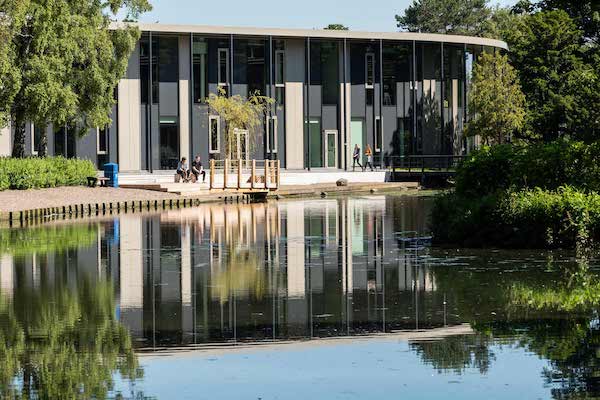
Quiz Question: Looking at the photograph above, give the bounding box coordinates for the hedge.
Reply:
[0,157,97,190]
[455,140,600,198]
[432,186,600,249]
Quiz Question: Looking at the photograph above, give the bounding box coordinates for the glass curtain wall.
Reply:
[382,42,413,159]
[140,34,180,170]
[443,44,466,155]
[157,36,179,170]
[416,43,442,156]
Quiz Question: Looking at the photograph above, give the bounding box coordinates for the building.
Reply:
[0,24,507,171]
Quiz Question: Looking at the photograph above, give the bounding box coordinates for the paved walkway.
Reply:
[0,187,176,213]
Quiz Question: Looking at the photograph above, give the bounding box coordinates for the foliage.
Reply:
[504,10,593,142]
[465,52,526,144]
[206,89,274,159]
[0,277,143,399]
[1,0,151,157]
[454,141,600,198]
[518,0,600,45]
[0,156,97,190]
[395,0,492,35]
[0,223,99,257]
[324,24,349,30]
[432,186,600,248]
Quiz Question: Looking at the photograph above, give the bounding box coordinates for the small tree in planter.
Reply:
[206,89,275,162]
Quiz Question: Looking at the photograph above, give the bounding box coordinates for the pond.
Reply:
[0,193,599,399]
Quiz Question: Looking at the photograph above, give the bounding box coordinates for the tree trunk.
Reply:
[11,113,26,158]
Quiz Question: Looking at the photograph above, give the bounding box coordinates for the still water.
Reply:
[0,194,599,399]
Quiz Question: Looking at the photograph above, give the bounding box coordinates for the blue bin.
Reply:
[103,163,119,188]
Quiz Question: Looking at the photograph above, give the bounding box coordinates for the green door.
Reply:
[326,131,337,168]
[309,119,322,168]
[351,119,364,162]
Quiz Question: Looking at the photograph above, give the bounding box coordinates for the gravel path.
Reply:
[0,187,178,212]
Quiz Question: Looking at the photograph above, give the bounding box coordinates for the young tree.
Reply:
[395,0,491,35]
[206,90,275,160]
[465,52,526,145]
[324,24,349,30]
[2,0,151,158]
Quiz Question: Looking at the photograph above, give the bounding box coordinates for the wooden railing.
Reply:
[209,159,281,191]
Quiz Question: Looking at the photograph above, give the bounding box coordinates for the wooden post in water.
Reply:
[224,159,229,190]
[237,159,242,189]
[209,159,215,190]
[251,160,256,190]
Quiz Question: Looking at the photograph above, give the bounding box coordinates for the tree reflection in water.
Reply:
[409,249,600,398]
[0,276,145,399]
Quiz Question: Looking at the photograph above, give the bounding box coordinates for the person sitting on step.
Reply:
[177,157,191,182]
[192,155,206,183]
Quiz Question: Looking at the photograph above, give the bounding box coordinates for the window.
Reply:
[275,87,285,107]
[209,115,220,154]
[140,34,150,104]
[375,116,382,151]
[193,37,208,103]
[267,116,278,154]
[321,41,339,105]
[31,123,42,155]
[218,48,229,87]
[365,53,375,89]
[97,127,108,155]
[275,50,285,87]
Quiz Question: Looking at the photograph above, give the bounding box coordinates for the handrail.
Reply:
[385,155,466,174]
[209,159,280,191]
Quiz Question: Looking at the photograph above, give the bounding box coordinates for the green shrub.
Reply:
[432,187,600,249]
[456,141,600,198]
[0,157,97,190]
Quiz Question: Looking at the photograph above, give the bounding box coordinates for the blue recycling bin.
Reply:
[103,163,119,188]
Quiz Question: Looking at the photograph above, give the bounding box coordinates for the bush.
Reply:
[432,186,600,249]
[456,141,600,198]
[0,157,97,191]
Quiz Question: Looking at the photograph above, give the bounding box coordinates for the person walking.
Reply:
[364,144,374,171]
[352,144,363,171]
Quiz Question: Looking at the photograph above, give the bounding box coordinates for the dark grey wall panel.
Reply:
[285,40,305,83]
[275,107,285,167]
[192,104,209,163]
[109,105,118,163]
[159,82,179,117]
[382,107,397,158]
[308,86,322,117]
[322,105,338,131]
[77,128,97,163]
[351,85,365,117]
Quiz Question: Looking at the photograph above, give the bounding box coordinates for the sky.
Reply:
[134,0,519,32]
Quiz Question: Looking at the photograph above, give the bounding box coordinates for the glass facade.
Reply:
[8,27,506,171]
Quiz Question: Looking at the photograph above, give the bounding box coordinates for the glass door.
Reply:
[324,130,338,168]
[232,128,249,167]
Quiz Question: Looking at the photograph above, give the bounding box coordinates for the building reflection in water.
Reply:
[0,195,443,349]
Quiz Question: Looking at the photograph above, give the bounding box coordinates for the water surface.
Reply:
[0,194,598,399]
